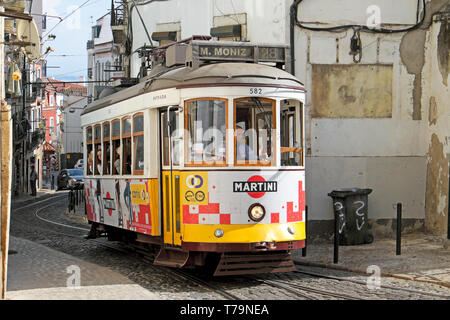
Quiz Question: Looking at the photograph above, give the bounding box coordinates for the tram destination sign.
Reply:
[190,41,287,65]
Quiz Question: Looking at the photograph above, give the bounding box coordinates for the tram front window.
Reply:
[185,99,227,166]
[280,99,303,166]
[234,98,275,166]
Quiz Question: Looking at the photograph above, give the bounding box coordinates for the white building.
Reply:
[120,0,449,237]
[87,11,122,103]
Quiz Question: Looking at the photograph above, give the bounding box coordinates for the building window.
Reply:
[234,98,275,166]
[49,94,54,106]
[122,117,132,175]
[185,98,227,166]
[103,122,111,174]
[112,119,121,175]
[49,117,54,135]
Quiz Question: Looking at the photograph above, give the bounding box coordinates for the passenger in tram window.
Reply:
[88,149,94,174]
[96,149,102,175]
[105,144,111,174]
[114,146,120,174]
[235,125,257,162]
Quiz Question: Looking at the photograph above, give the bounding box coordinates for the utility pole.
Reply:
[0,6,13,300]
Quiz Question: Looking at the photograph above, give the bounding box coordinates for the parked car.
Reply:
[74,159,84,169]
[57,169,84,190]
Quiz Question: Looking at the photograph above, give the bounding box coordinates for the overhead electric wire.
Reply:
[42,0,93,38]
[292,0,426,34]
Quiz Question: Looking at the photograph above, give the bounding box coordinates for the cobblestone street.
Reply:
[6,193,450,300]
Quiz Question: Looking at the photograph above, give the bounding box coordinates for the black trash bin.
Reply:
[328,188,373,245]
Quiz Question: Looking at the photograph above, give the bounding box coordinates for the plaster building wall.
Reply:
[294,0,448,238]
[127,0,449,238]
[60,95,86,154]
[87,12,120,101]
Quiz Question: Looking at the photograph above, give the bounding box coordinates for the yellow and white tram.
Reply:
[81,39,306,275]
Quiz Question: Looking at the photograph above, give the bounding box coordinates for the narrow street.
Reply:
[7,193,450,300]
[1,0,449,307]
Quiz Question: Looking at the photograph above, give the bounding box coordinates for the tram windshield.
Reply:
[185,99,227,166]
[234,98,275,166]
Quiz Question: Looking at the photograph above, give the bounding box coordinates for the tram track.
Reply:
[11,195,241,300]
[10,194,450,301]
[249,277,360,300]
[293,269,450,300]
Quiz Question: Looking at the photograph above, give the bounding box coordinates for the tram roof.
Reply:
[82,62,305,115]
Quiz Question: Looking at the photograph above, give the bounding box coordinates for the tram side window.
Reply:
[133,113,144,175]
[94,125,102,175]
[86,127,93,175]
[185,99,227,166]
[280,100,303,166]
[112,120,121,175]
[122,117,132,175]
[103,122,111,174]
[234,98,275,166]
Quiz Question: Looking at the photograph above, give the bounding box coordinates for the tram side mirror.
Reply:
[169,106,183,113]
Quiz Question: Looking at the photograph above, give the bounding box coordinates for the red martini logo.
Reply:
[233,175,277,199]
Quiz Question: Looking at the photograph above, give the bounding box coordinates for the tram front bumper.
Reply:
[181,221,305,251]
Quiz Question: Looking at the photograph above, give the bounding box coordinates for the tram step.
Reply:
[154,247,190,268]
[214,252,295,276]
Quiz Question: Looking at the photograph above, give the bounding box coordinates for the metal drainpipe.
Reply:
[289,0,301,76]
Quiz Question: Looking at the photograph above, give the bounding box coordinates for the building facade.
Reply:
[1,0,46,195]
[86,10,122,103]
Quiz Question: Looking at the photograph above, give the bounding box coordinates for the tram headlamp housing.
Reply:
[248,204,265,222]
[214,228,224,238]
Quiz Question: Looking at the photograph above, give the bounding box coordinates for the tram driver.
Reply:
[235,125,258,162]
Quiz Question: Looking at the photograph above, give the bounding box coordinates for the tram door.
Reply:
[160,108,182,246]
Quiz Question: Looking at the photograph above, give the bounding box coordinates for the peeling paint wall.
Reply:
[311,64,393,118]
[422,5,449,235]
[295,0,450,237]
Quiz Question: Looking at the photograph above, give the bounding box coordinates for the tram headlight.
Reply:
[248,204,265,222]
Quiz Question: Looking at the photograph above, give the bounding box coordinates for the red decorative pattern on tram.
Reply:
[286,181,305,222]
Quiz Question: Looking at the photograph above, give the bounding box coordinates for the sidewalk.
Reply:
[6,236,160,300]
[292,233,450,288]
[11,189,61,208]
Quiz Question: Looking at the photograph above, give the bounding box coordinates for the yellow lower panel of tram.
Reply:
[183,222,305,243]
